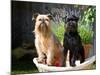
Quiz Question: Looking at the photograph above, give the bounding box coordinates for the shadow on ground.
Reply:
[11,47,38,75]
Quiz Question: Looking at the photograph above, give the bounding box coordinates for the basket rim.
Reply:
[33,55,96,71]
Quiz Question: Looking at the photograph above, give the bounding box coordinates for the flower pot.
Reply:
[83,44,92,58]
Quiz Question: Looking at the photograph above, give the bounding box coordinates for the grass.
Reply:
[11,60,38,75]
[11,47,38,75]
[90,61,96,70]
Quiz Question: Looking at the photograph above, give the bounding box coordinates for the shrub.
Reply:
[52,22,64,42]
[78,6,95,44]
[78,25,94,44]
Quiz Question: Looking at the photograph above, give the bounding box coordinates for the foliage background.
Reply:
[11,1,96,74]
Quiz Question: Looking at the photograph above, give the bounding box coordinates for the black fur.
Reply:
[63,15,85,67]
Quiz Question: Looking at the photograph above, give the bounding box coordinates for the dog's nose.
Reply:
[69,21,73,26]
[42,19,45,23]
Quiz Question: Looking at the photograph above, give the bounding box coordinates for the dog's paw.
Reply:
[70,63,76,67]
[80,59,85,64]
[47,62,52,66]
[70,64,76,67]
[37,58,46,64]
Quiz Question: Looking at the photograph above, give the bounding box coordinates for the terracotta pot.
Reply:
[83,44,92,58]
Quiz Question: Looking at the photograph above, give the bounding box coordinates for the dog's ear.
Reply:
[62,16,67,23]
[47,14,53,20]
[32,13,39,21]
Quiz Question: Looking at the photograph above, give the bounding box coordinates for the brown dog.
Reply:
[33,14,64,66]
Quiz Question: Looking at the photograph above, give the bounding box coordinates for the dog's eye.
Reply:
[67,18,74,22]
[39,19,42,21]
[45,19,49,21]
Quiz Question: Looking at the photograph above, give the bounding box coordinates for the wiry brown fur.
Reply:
[33,14,64,66]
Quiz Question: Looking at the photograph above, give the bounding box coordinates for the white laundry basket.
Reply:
[33,55,96,72]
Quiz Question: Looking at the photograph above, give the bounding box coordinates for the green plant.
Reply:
[78,6,95,44]
[79,6,96,28]
[52,22,64,42]
[78,25,94,44]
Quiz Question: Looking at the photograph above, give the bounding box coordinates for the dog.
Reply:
[33,14,64,66]
[63,15,85,67]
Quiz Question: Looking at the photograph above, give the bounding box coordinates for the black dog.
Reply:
[63,15,85,67]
